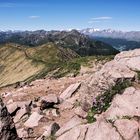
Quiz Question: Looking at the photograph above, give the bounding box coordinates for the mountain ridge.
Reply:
[80,28,140,42]
[0,29,119,56]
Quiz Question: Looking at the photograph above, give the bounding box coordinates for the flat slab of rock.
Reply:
[105,87,140,120]
[56,116,84,137]
[6,102,19,114]
[60,83,81,100]
[6,101,31,115]
[114,119,139,140]
[85,120,122,140]
[57,124,89,140]
[24,112,43,128]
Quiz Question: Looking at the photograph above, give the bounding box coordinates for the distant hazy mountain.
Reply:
[0,30,119,56]
[80,28,140,51]
[81,28,140,42]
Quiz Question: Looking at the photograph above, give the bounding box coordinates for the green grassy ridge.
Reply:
[20,54,114,83]
[0,44,45,87]
[0,42,115,88]
[50,55,114,78]
[0,43,79,87]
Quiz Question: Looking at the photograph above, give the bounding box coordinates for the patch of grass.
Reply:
[86,109,97,123]
[72,55,114,67]
[53,61,81,78]
[52,55,114,78]
[86,79,132,123]
[122,115,132,120]
[136,71,140,81]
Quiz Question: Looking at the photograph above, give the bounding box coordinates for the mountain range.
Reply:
[81,28,140,51]
[1,28,140,51]
[0,30,118,87]
[0,30,118,56]
[81,28,140,42]
[1,30,140,140]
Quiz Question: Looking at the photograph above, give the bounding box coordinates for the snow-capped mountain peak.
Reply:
[80,28,140,42]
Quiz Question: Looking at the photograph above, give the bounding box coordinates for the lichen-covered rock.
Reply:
[0,98,21,140]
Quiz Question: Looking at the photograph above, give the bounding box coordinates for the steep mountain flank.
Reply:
[0,43,79,87]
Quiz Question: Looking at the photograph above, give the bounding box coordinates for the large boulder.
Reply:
[57,124,89,140]
[114,119,139,140]
[38,122,60,140]
[6,101,31,115]
[56,116,85,137]
[105,87,140,120]
[85,120,122,140]
[114,49,140,71]
[56,120,122,140]
[60,83,81,100]
[24,112,43,128]
[0,98,21,140]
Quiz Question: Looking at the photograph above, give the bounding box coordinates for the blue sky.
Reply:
[0,0,140,31]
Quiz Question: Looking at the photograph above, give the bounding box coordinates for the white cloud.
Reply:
[88,16,112,24]
[92,16,112,20]
[29,16,40,19]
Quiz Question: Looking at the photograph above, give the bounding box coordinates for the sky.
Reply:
[0,0,140,31]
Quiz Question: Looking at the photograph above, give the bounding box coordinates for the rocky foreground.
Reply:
[1,49,140,140]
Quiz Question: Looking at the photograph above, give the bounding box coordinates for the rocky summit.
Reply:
[0,49,140,140]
